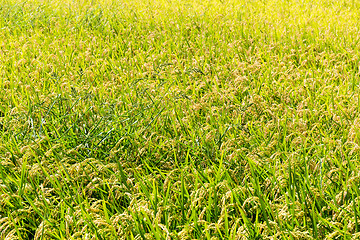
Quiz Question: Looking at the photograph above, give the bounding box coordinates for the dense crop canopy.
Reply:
[1,0,360,239]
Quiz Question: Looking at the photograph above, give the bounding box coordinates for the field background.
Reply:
[1,0,360,239]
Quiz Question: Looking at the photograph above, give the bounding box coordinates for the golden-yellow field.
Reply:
[1,0,360,239]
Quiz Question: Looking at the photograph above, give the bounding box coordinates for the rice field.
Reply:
[1,0,360,239]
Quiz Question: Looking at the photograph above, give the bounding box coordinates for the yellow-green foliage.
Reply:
[1,0,360,239]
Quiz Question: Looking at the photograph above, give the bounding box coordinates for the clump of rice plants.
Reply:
[1,0,360,239]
